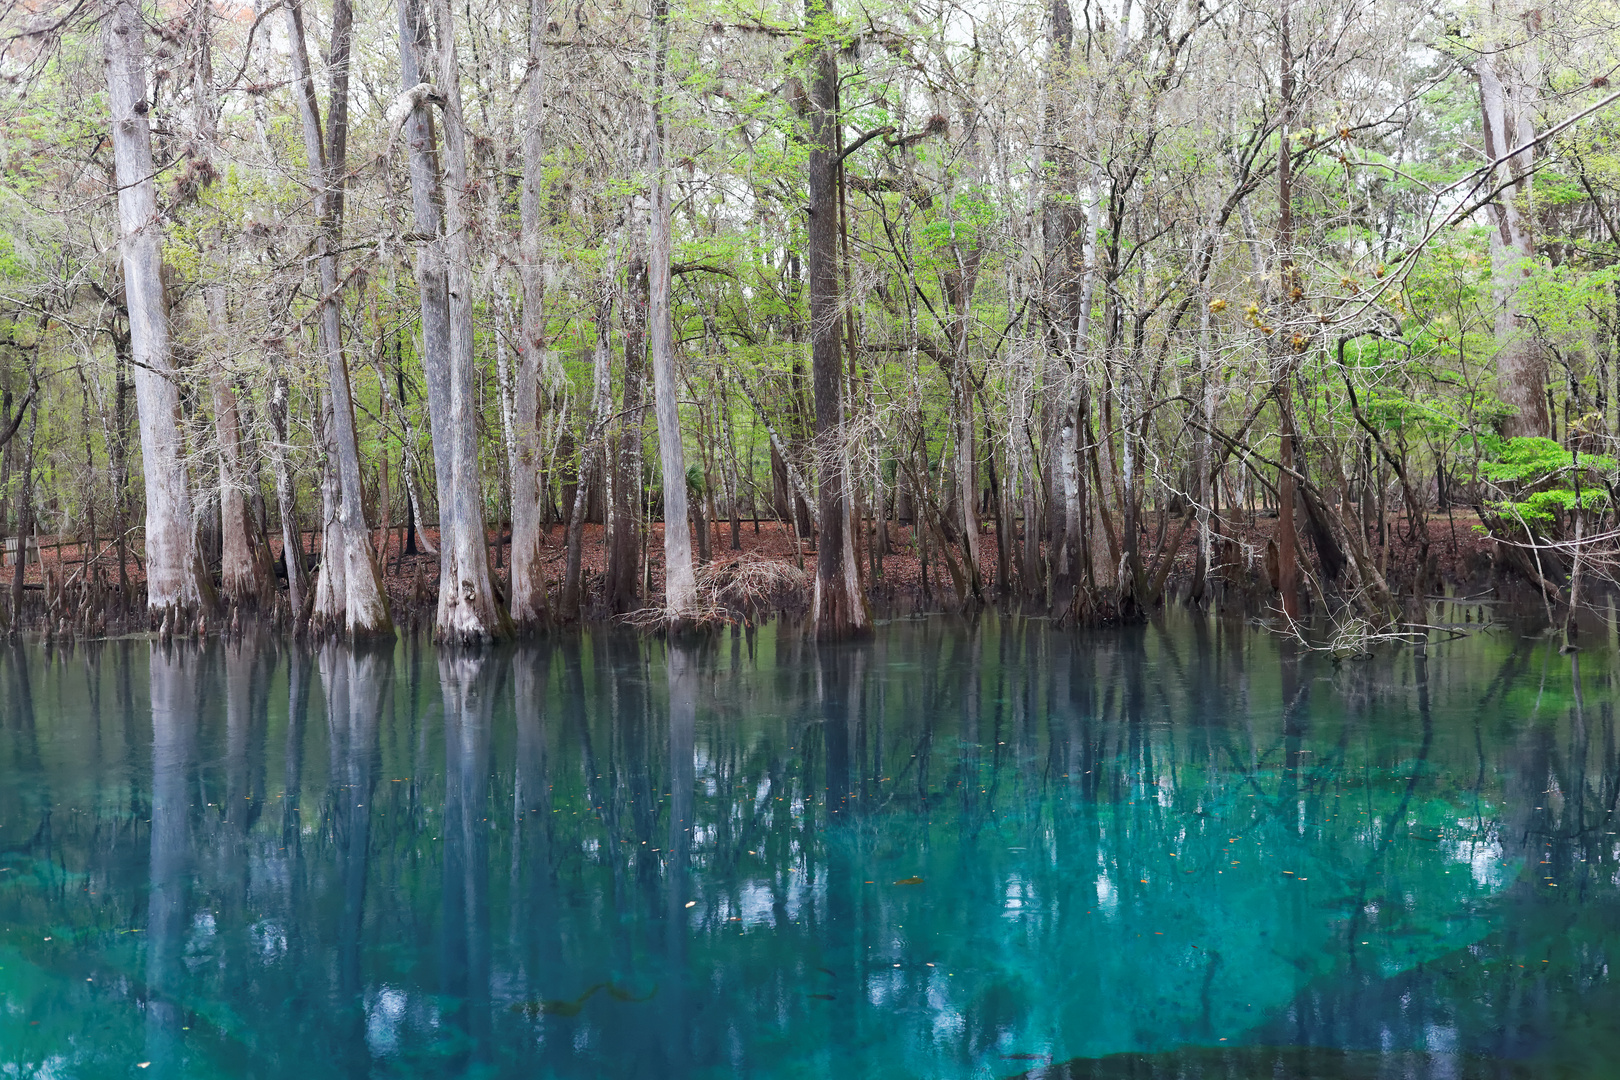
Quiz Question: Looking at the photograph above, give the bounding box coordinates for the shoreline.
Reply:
[0,508,1590,642]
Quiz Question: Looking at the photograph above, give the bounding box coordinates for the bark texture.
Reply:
[1478,4,1549,439]
[508,0,552,630]
[425,0,509,642]
[207,290,273,607]
[648,0,698,623]
[286,0,392,638]
[805,5,870,639]
[103,0,214,620]
[608,192,651,614]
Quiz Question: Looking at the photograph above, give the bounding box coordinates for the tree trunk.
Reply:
[103,0,215,620]
[395,0,451,521]
[647,0,698,623]
[286,0,391,638]
[562,292,616,619]
[805,2,869,639]
[267,349,306,619]
[207,290,273,607]
[9,397,35,629]
[608,249,648,613]
[1040,0,1080,573]
[423,0,509,642]
[509,0,551,629]
[1274,0,1301,622]
[1478,10,1549,439]
[370,353,438,555]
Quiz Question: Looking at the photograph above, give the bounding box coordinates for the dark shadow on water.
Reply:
[1025,1045,1549,1080]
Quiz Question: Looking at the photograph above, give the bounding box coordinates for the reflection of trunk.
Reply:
[805,5,869,639]
[646,0,697,622]
[426,0,508,641]
[104,0,214,618]
[282,646,311,856]
[509,0,551,629]
[145,644,198,1072]
[320,641,388,1069]
[286,0,390,637]
[216,633,268,1040]
[819,647,858,820]
[511,645,560,980]
[221,634,269,843]
[663,641,697,1070]
[1478,17,1548,439]
[440,651,497,1068]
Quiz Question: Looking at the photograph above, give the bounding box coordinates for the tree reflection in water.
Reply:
[0,615,1619,1077]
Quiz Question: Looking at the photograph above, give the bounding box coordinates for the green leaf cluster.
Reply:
[1477,436,1615,527]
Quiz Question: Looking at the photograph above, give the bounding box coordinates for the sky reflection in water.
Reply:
[0,614,1617,1078]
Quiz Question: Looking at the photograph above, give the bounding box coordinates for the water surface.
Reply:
[1,615,1617,1078]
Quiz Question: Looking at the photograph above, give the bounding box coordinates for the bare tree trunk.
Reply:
[805,0,869,639]
[1478,8,1549,439]
[425,0,509,642]
[207,291,273,607]
[369,354,437,555]
[562,291,616,619]
[286,0,391,638]
[103,0,214,620]
[186,0,270,613]
[1191,283,1214,604]
[608,249,648,613]
[647,0,697,623]
[267,349,306,618]
[1039,0,1079,575]
[509,0,551,629]
[110,327,132,604]
[9,397,35,629]
[1274,0,1301,622]
[394,0,452,539]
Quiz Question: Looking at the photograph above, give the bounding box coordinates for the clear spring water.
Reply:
[2,614,1619,1078]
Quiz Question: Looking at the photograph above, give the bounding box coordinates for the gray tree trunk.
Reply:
[425,0,510,642]
[647,0,698,623]
[608,151,652,614]
[207,290,273,607]
[368,355,439,553]
[562,290,616,618]
[1478,16,1549,439]
[285,0,391,638]
[394,0,454,522]
[104,0,214,621]
[509,0,551,629]
[267,349,306,618]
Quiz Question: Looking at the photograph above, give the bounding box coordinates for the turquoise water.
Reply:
[0,615,1617,1078]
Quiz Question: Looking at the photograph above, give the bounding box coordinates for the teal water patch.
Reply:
[0,619,1613,1077]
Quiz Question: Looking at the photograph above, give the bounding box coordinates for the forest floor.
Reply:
[7,507,1503,630]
